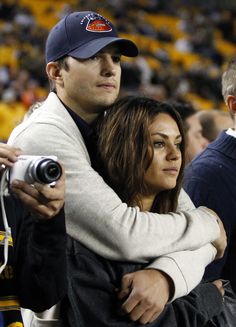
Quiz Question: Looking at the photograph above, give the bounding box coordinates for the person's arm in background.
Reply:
[0,143,67,312]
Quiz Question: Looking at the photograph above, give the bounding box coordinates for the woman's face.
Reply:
[144,113,182,196]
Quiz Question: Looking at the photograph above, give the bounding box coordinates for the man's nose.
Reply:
[101,57,116,76]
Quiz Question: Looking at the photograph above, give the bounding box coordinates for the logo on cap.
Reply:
[81,13,112,33]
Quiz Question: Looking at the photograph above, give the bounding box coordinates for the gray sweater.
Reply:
[8,92,219,301]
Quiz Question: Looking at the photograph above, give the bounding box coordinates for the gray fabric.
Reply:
[61,238,223,327]
[8,92,219,300]
[208,280,236,327]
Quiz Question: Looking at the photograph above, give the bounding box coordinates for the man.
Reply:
[184,58,236,293]
[170,101,209,164]
[0,143,66,326]
[8,11,225,325]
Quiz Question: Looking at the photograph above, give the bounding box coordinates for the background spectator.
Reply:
[169,101,209,163]
[197,109,233,142]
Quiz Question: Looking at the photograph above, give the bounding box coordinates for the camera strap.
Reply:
[0,169,12,275]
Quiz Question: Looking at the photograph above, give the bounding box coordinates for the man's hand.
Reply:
[208,211,227,259]
[203,208,227,259]
[10,164,65,220]
[0,143,22,176]
[117,269,173,325]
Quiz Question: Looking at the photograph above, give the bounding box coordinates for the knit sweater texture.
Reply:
[184,131,236,292]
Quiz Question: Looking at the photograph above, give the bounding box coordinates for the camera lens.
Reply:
[46,164,60,179]
[29,158,62,184]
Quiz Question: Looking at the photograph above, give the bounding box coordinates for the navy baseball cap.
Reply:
[45,11,138,63]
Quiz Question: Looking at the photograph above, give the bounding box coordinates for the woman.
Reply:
[62,96,224,327]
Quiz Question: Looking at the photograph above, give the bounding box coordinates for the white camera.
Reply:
[9,155,62,184]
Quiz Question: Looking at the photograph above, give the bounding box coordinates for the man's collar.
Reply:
[226,127,236,138]
[57,96,94,138]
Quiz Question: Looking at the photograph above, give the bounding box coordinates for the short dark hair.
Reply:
[49,56,70,92]
[168,101,196,121]
[57,56,70,71]
[168,101,196,131]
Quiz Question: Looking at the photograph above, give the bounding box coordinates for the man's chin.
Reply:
[97,96,118,109]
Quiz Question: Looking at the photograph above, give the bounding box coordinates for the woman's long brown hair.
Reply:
[97,96,186,214]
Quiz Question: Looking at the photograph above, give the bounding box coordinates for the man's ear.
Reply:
[46,62,63,86]
[226,95,236,114]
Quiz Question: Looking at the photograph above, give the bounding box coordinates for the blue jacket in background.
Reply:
[184,131,236,292]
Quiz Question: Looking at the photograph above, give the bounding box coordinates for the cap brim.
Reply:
[68,37,138,59]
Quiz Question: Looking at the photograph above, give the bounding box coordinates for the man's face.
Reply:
[186,113,209,163]
[58,44,121,121]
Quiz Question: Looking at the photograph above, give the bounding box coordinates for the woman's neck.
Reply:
[139,194,156,211]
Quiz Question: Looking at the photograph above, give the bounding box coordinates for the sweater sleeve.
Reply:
[149,189,217,300]
[146,243,217,301]
[8,120,220,263]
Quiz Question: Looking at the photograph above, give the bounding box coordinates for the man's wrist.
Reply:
[146,268,174,301]
[159,270,174,301]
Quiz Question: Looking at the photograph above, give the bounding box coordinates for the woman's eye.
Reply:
[154,141,164,148]
[175,142,182,149]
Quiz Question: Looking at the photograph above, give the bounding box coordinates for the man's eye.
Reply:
[89,55,99,61]
[112,56,121,63]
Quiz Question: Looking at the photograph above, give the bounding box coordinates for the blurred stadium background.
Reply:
[0,0,236,141]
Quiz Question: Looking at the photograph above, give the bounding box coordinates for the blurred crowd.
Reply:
[0,0,236,140]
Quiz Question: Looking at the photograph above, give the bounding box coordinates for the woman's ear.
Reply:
[46,62,63,86]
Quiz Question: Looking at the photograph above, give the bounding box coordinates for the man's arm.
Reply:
[117,189,226,318]
[146,243,218,299]
[7,112,220,303]
[117,243,218,323]
[8,120,220,261]
[117,270,224,325]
